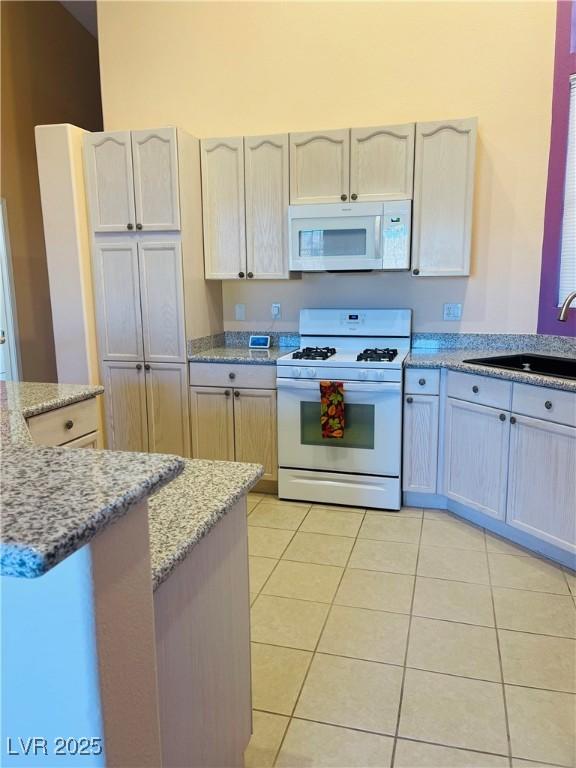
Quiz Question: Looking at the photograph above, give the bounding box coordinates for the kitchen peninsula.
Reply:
[1,381,262,768]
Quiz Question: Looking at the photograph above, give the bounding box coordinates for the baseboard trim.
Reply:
[403,492,575,571]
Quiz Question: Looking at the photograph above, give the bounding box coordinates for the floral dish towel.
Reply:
[320,381,345,439]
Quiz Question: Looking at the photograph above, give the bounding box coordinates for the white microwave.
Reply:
[288,201,411,272]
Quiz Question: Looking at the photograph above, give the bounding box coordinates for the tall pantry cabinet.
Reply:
[84,127,198,456]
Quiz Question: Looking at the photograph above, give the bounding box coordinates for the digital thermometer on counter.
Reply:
[249,335,271,349]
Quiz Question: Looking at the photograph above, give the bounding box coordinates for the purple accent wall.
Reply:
[538,0,576,336]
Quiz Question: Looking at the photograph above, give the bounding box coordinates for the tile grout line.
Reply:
[249,503,312,603]
[250,640,576,696]
[390,508,425,768]
[248,499,575,767]
[270,504,369,767]
[485,526,514,768]
[254,708,572,768]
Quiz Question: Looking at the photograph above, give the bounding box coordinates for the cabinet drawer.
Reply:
[405,369,440,395]
[189,362,276,389]
[512,383,576,428]
[446,370,512,410]
[62,431,102,449]
[27,398,99,446]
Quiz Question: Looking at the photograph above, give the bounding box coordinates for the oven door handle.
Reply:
[276,378,401,393]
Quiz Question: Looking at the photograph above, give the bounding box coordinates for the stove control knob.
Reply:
[359,370,369,380]
[293,368,302,377]
[306,367,317,378]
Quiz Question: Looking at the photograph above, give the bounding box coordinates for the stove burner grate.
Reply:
[356,347,398,362]
[292,346,337,361]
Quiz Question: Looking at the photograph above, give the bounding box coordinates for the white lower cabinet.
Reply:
[506,414,576,553]
[102,361,149,452]
[402,393,439,494]
[145,363,190,457]
[189,386,235,462]
[190,385,277,482]
[443,396,510,520]
[102,360,189,455]
[233,388,277,482]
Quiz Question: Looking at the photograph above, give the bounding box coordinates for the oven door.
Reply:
[289,214,382,271]
[277,378,401,476]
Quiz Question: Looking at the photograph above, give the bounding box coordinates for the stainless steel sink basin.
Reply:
[462,353,576,381]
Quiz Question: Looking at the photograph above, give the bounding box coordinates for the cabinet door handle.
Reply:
[224,390,231,397]
[247,272,254,279]
[499,413,506,421]
[340,194,348,201]
[136,223,143,230]
[234,390,240,398]
[64,419,74,430]
[144,363,151,371]
[229,372,236,380]
[127,223,134,230]
[351,193,358,201]
[510,416,517,424]
[412,268,420,276]
[472,385,479,393]
[136,363,142,370]
[406,396,413,404]
[418,378,426,386]
[545,400,553,410]
[238,271,245,279]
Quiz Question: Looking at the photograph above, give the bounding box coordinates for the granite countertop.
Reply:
[148,459,263,589]
[0,381,105,448]
[189,346,297,365]
[1,381,184,579]
[0,380,104,417]
[1,446,183,578]
[406,349,576,392]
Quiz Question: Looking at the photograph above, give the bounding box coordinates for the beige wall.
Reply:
[1,1,103,381]
[98,0,556,334]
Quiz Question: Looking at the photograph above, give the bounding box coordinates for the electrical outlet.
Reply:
[235,303,246,321]
[443,303,462,321]
[271,303,281,319]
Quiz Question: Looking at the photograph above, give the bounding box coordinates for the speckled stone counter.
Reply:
[148,459,263,589]
[1,381,184,579]
[0,380,104,417]
[406,349,576,392]
[188,346,296,365]
[1,446,183,578]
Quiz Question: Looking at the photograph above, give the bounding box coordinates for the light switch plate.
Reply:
[443,303,462,321]
[235,303,246,321]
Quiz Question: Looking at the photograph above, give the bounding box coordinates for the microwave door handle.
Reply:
[374,216,382,265]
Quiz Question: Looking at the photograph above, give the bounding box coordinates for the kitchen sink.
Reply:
[463,353,576,380]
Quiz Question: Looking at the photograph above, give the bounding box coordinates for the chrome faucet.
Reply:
[558,291,576,321]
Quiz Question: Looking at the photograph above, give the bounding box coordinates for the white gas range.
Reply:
[277,308,412,511]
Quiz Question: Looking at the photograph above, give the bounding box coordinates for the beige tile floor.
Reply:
[244,494,576,768]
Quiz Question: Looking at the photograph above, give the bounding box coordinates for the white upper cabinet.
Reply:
[350,124,415,202]
[138,241,186,363]
[289,129,350,204]
[92,241,144,361]
[84,128,181,233]
[201,137,246,279]
[84,131,136,232]
[244,134,290,279]
[131,128,181,231]
[412,117,477,277]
